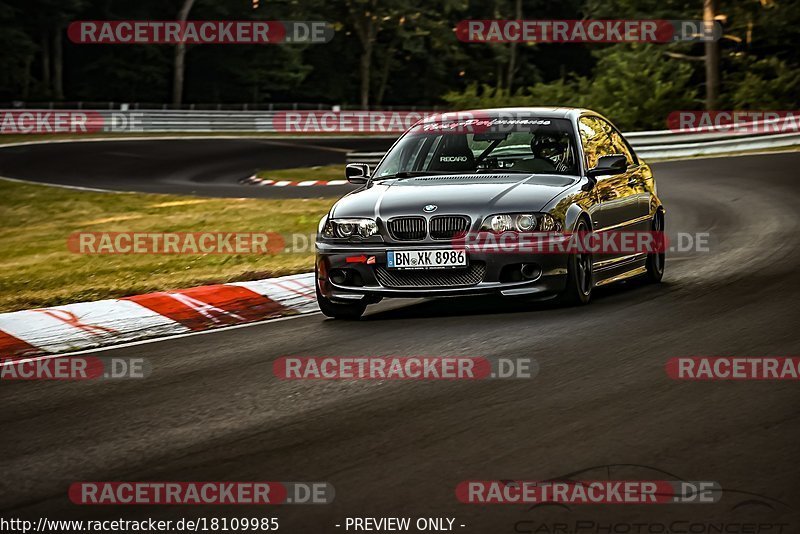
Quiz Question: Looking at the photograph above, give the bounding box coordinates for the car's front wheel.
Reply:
[316,281,366,320]
[557,219,593,306]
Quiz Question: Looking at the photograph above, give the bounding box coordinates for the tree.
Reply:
[172,0,196,106]
[0,1,36,99]
[704,0,719,109]
[11,0,84,100]
[344,0,381,108]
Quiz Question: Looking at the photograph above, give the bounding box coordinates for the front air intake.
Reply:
[387,217,427,240]
[429,215,470,239]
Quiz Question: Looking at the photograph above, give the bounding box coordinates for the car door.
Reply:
[597,118,651,232]
[578,115,638,262]
[578,116,629,228]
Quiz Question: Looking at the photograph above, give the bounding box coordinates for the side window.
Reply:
[417,136,441,171]
[578,116,616,171]
[379,136,419,176]
[597,118,637,166]
[381,135,433,176]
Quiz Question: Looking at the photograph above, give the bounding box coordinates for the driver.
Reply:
[531,134,572,172]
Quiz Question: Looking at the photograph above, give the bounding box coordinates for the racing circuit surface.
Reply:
[1,147,799,530]
[0,137,394,198]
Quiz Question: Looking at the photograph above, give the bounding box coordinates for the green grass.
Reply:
[0,178,336,312]
[255,164,344,182]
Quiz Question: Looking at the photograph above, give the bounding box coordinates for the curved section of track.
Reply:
[1,150,799,529]
[0,137,392,198]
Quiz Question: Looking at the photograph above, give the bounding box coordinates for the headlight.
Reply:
[480,213,562,233]
[515,214,536,231]
[538,214,560,232]
[322,218,379,239]
[487,214,514,233]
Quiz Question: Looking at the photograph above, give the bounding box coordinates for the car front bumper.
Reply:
[316,241,570,302]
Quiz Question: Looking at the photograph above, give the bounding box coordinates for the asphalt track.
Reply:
[1,149,800,531]
[0,137,394,198]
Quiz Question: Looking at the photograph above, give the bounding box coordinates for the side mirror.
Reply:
[345,163,370,184]
[586,154,628,178]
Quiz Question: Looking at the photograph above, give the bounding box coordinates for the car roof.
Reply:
[423,107,596,121]
[413,108,609,128]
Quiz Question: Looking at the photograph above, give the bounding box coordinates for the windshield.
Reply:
[374,117,579,178]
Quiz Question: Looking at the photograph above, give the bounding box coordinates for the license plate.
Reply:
[387,249,467,269]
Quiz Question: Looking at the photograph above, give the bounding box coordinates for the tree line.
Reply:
[2,0,798,129]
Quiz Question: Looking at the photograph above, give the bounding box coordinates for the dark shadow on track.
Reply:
[0,137,393,198]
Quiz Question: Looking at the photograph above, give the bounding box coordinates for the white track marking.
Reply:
[231,273,319,314]
[0,311,320,366]
[0,175,121,193]
[0,299,189,354]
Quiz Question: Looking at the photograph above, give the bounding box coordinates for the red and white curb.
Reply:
[0,272,317,361]
[240,174,349,187]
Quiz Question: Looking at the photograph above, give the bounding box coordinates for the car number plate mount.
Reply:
[386,249,467,270]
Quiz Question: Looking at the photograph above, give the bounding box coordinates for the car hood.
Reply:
[330,173,577,219]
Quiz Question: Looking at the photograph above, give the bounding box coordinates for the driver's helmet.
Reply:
[531,134,571,172]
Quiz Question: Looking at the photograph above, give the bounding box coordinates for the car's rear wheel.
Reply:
[557,219,593,306]
[643,210,665,283]
[315,280,366,320]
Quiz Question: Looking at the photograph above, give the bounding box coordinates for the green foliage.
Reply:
[445,45,698,130]
[725,57,800,109]
[0,0,797,119]
[442,84,532,109]
[579,45,699,129]
[443,78,588,110]
[525,77,588,108]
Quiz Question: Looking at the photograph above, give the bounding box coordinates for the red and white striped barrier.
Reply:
[0,272,317,360]
[239,175,349,187]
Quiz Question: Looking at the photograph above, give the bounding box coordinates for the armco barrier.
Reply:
[2,109,798,160]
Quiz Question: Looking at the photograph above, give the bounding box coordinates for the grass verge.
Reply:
[0,178,335,312]
[255,164,344,182]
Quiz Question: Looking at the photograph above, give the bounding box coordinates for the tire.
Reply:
[557,219,593,306]
[316,282,366,320]
[643,210,665,283]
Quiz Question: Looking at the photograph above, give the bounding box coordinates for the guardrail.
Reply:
[0,109,438,133]
[1,102,443,112]
[2,109,797,161]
